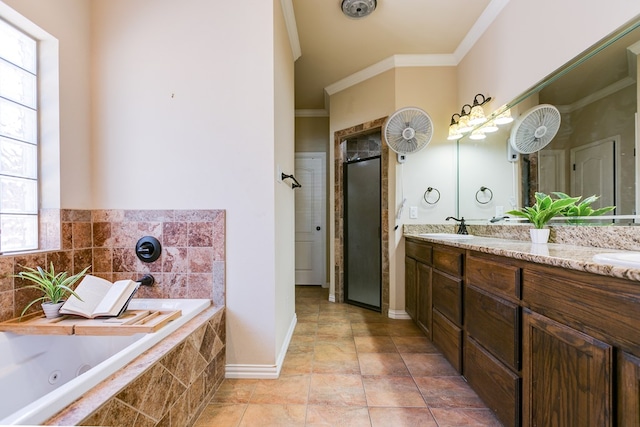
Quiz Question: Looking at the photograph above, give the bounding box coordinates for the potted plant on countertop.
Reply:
[506,192,580,244]
[16,263,90,319]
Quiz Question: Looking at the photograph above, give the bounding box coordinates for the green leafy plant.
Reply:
[16,263,90,316]
[552,192,616,218]
[506,192,580,229]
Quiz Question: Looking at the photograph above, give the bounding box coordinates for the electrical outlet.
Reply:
[409,206,418,219]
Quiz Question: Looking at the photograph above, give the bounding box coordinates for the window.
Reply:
[0,19,38,252]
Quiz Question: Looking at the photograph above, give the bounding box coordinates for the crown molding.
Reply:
[453,0,511,62]
[325,54,457,96]
[556,76,635,114]
[281,0,301,61]
[325,0,510,98]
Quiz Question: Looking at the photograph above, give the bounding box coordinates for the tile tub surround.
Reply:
[46,305,226,426]
[0,209,226,322]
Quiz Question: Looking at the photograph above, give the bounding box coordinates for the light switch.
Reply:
[409,206,418,219]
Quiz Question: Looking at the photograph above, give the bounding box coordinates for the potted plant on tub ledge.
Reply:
[16,263,90,319]
[506,192,580,244]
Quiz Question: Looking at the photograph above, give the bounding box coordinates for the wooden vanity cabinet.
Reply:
[405,239,433,338]
[464,253,522,427]
[405,238,640,426]
[431,245,464,372]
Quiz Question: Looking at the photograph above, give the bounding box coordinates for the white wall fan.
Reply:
[383,107,434,163]
[509,104,561,154]
[383,106,434,229]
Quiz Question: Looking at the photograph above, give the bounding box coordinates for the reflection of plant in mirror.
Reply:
[553,192,616,224]
[506,192,580,229]
[553,192,616,217]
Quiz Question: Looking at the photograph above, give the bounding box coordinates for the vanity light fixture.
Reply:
[468,94,492,126]
[469,129,486,140]
[494,108,514,125]
[481,120,498,133]
[447,113,464,140]
[457,104,474,133]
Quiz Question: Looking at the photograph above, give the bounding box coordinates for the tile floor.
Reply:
[194,286,503,426]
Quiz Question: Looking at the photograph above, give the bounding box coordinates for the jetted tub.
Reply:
[0,298,211,425]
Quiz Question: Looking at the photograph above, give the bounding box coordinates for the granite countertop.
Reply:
[404,232,640,283]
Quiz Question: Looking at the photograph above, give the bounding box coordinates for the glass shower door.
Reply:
[344,156,381,310]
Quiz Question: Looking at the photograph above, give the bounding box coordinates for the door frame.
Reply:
[294,152,327,286]
[333,117,390,316]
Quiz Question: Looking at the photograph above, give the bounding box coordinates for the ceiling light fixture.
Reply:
[341,0,377,19]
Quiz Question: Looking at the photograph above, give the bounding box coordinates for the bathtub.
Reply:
[0,298,211,425]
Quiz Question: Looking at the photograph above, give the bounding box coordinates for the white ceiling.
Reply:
[291,0,504,111]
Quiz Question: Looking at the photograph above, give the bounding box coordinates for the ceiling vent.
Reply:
[341,0,376,19]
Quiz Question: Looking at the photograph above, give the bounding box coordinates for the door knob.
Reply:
[316,226,321,231]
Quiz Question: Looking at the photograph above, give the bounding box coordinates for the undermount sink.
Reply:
[593,252,640,268]
[418,233,474,240]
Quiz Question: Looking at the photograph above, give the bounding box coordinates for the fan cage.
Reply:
[383,107,433,155]
[509,104,561,154]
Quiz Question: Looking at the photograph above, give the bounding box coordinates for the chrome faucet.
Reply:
[445,216,468,235]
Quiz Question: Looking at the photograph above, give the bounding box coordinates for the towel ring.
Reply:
[423,187,441,205]
[475,186,493,204]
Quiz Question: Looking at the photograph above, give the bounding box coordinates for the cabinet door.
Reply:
[465,284,520,371]
[433,309,462,372]
[465,336,521,427]
[619,351,640,426]
[416,262,432,339]
[523,309,612,427]
[405,257,417,320]
[432,271,462,326]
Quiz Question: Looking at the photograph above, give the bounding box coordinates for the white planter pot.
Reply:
[530,228,550,244]
[41,301,64,319]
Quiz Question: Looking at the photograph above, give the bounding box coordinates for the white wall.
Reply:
[273,0,296,371]
[89,0,290,371]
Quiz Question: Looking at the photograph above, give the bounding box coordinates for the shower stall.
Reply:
[344,156,381,311]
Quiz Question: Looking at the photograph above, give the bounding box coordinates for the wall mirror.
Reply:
[458,17,640,224]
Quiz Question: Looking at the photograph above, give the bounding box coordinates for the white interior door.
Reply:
[538,149,566,195]
[294,153,326,285]
[571,139,615,208]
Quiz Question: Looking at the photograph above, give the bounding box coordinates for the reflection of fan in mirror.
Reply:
[383,107,433,162]
[509,104,561,154]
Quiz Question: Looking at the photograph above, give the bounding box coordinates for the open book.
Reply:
[59,275,140,318]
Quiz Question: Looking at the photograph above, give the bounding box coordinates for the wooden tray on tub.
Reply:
[0,309,181,336]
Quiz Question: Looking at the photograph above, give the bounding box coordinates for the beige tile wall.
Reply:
[0,209,226,322]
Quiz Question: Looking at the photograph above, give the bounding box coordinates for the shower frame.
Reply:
[333,116,390,316]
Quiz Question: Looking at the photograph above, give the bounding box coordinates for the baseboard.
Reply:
[387,309,411,320]
[225,314,297,379]
[321,282,329,289]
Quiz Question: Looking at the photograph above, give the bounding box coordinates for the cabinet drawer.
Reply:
[406,240,432,265]
[465,284,520,371]
[433,271,462,326]
[433,309,462,373]
[433,247,463,277]
[464,336,521,427]
[466,254,520,300]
